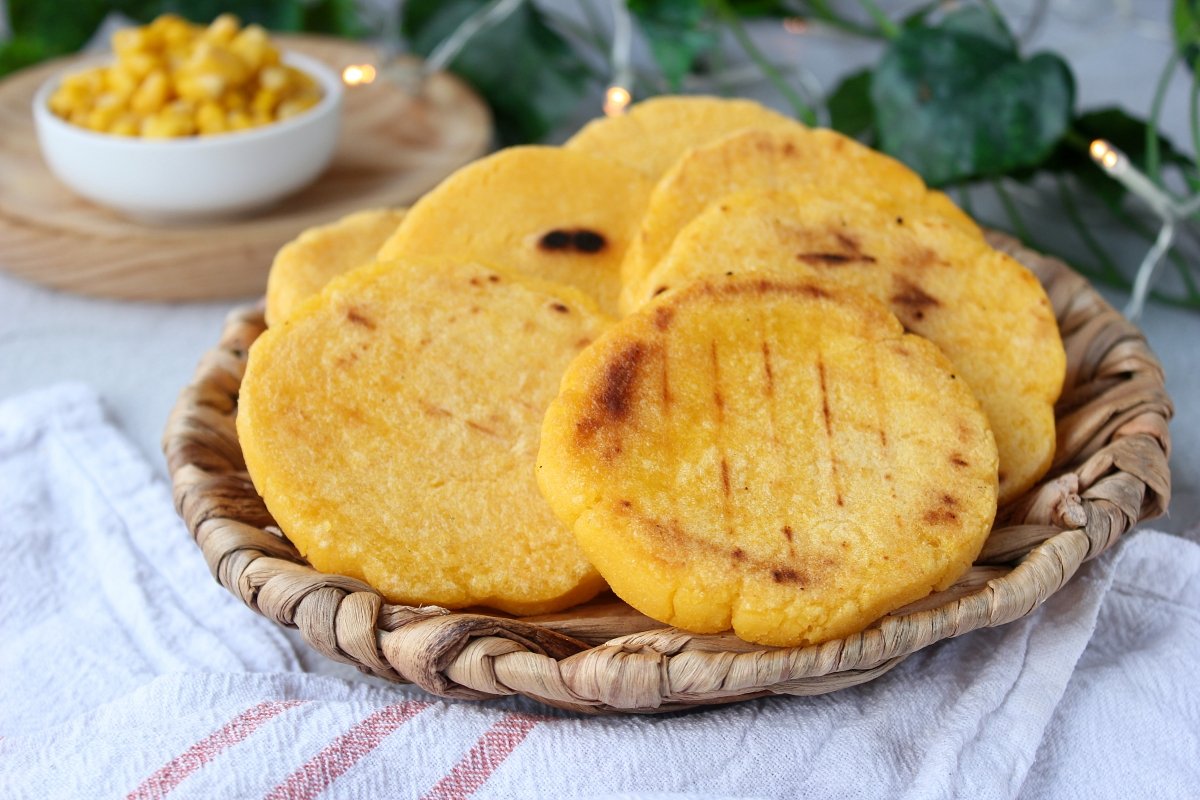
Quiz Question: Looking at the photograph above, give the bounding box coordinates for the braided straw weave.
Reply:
[163,232,1172,714]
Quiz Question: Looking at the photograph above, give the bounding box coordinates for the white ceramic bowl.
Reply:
[32,51,343,223]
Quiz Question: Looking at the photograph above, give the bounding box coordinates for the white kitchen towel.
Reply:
[0,383,1196,800]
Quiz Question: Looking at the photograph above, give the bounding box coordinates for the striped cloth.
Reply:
[2,383,1197,800]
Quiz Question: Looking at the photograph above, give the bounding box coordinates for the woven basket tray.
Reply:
[163,232,1173,714]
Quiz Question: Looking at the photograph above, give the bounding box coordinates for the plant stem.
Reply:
[1055,175,1124,282]
[713,0,817,124]
[992,180,1038,249]
[955,184,976,218]
[1145,50,1180,184]
[853,0,900,39]
[711,27,733,96]
[1062,128,1092,154]
[800,0,885,39]
[1191,66,1200,181]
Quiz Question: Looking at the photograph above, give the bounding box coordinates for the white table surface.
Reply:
[1,1,1197,537]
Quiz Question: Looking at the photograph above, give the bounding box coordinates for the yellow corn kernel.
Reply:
[174,72,226,102]
[206,14,240,44]
[111,27,150,58]
[161,17,195,50]
[149,13,187,38]
[130,69,169,115]
[226,109,253,130]
[123,51,161,80]
[68,107,92,126]
[251,88,279,116]
[229,24,271,72]
[165,98,195,117]
[288,66,316,90]
[258,65,288,93]
[196,101,226,134]
[141,109,195,138]
[48,86,85,117]
[85,103,121,132]
[221,89,248,111]
[187,41,250,87]
[276,96,317,120]
[108,114,139,137]
[103,66,139,99]
[61,68,104,96]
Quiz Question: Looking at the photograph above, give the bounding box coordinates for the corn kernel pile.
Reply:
[48,14,323,138]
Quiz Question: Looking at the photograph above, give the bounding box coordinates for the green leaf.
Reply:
[938,5,1015,52]
[724,0,791,16]
[900,2,942,31]
[0,35,62,76]
[1174,0,1200,71]
[871,8,1074,185]
[299,0,369,38]
[826,69,874,141]
[7,0,111,51]
[627,0,717,91]
[151,0,303,30]
[404,0,591,144]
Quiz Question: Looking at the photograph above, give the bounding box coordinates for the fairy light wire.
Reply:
[424,0,526,77]
[1090,138,1199,320]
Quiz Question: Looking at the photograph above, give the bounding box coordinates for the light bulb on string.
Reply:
[604,85,631,117]
[341,63,377,87]
[605,0,634,116]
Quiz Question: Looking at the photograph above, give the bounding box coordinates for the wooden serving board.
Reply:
[0,36,492,301]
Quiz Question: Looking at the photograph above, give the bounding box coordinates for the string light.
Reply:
[604,0,634,116]
[782,17,809,34]
[604,85,631,117]
[341,64,377,87]
[1089,138,1199,320]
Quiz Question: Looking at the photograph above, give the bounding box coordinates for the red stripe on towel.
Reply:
[127,700,304,800]
[420,713,543,800]
[264,701,431,800]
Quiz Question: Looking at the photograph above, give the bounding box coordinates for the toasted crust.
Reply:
[620,127,981,313]
[376,146,651,315]
[565,95,797,179]
[538,275,998,646]
[240,258,611,615]
[635,191,1064,503]
[265,208,407,326]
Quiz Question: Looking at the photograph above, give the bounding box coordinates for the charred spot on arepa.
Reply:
[538,229,572,251]
[573,229,607,253]
[574,341,651,450]
[344,307,376,329]
[889,275,941,322]
[537,228,609,254]
[771,567,805,585]
[922,492,963,526]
